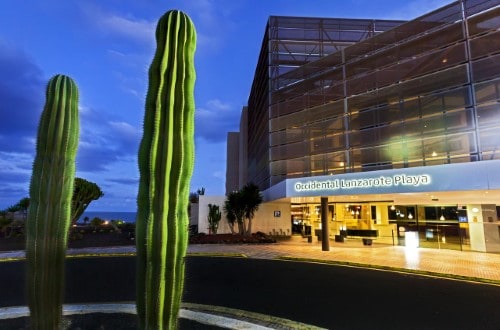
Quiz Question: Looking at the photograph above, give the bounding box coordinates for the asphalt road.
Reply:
[1,256,499,329]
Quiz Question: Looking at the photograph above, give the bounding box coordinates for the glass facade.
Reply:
[247,0,500,191]
[247,16,406,190]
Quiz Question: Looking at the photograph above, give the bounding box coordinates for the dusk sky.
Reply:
[0,0,453,212]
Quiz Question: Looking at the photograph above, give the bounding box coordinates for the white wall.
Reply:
[251,201,291,236]
[197,195,227,234]
[189,203,199,226]
[196,195,291,235]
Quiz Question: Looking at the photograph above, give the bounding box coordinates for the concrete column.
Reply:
[321,197,330,251]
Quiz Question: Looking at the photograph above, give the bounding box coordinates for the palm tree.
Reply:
[240,183,263,236]
[224,191,245,234]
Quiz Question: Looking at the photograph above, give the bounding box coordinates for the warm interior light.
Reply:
[471,207,479,213]
[390,205,396,211]
[339,162,344,166]
[440,215,445,221]
[405,231,419,249]
[431,151,437,157]
[408,213,413,219]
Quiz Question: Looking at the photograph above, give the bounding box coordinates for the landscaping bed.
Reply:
[0,226,276,252]
[189,232,276,244]
[0,225,136,252]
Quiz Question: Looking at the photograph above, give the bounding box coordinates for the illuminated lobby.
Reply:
[226,0,500,253]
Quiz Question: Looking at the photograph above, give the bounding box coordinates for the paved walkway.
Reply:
[1,237,499,283]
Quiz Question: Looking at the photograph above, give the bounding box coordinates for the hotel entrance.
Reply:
[291,201,397,245]
[277,161,500,252]
[390,205,473,251]
[289,200,498,251]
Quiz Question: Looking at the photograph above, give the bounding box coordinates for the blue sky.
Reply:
[0,0,453,212]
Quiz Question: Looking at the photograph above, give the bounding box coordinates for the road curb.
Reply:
[0,302,326,329]
[277,256,500,286]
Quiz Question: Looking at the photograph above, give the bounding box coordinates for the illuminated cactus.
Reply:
[136,10,196,329]
[26,74,79,329]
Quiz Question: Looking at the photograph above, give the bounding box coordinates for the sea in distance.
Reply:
[78,211,137,223]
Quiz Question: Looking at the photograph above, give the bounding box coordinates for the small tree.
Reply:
[241,183,263,236]
[207,204,222,234]
[70,178,104,225]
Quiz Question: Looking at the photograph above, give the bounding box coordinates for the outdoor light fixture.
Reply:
[432,151,437,157]
[471,207,479,213]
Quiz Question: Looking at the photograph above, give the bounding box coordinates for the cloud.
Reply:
[0,40,44,154]
[102,15,155,43]
[195,99,240,142]
[80,3,155,46]
[0,151,33,207]
[77,106,141,173]
[106,177,139,186]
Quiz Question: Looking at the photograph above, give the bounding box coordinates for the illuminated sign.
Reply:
[294,174,431,192]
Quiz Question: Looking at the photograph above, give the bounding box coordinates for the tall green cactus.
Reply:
[26,74,79,329]
[136,10,196,329]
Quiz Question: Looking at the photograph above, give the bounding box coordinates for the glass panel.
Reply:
[379,104,402,123]
[469,30,500,59]
[474,78,500,104]
[472,54,500,82]
[444,108,476,131]
[422,116,446,136]
[479,128,500,153]
[406,139,424,160]
[270,160,286,176]
[379,123,403,142]
[269,131,283,147]
[402,98,421,120]
[477,103,500,128]
[310,154,326,175]
[348,65,469,111]
[270,141,307,161]
[326,151,347,174]
[447,132,478,155]
[467,5,500,36]
[286,157,308,176]
[403,119,424,138]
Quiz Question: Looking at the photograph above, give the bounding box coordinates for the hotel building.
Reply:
[224,0,500,252]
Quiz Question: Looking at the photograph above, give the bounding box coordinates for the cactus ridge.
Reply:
[26,74,79,329]
[136,10,196,329]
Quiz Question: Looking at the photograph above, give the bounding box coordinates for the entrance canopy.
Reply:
[263,159,500,204]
